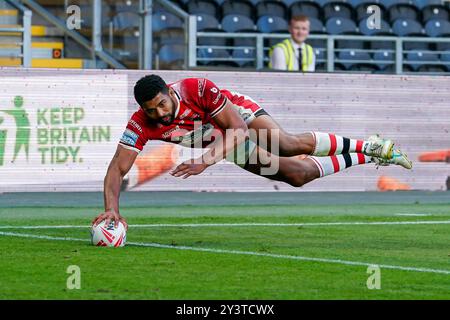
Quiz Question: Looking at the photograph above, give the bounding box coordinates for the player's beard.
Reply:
[157,100,176,126]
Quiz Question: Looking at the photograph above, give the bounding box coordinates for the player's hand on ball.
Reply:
[171,159,208,179]
[92,210,128,230]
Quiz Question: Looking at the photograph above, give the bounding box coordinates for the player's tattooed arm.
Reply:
[92,145,138,229]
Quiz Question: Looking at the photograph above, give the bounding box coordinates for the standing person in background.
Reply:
[269,15,316,72]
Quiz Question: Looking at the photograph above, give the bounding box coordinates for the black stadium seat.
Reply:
[257,15,289,33]
[289,1,322,20]
[196,14,221,31]
[388,3,420,24]
[221,0,254,20]
[159,44,185,69]
[152,11,184,33]
[425,19,450,38]
[323,2,354,21]
[325,17,358,35]
[221,14,256,32]
[392,18,423,37]
[338,49,372,70]
[232,47,255,67]
[308,17,326,34]
[256,1,287,20]
[186,0,219,18]
[422,4,449,24]
[359,18,392,36]
[406,50,440,71]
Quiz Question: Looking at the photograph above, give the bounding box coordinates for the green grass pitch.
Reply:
[0,197,449,299]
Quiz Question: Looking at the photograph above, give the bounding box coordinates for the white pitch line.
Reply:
[0,230,449,276]
[1,220,450,229]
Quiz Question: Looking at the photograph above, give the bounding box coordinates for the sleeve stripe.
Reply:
[210,98,228,118]
[118,143,141,153]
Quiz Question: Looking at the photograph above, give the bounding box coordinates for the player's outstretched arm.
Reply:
[92,145,138,229]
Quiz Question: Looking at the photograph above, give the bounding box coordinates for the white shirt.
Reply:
[270,40,316,72]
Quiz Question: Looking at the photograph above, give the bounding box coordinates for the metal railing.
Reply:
[0,0,32,67]
[191,32,450,74]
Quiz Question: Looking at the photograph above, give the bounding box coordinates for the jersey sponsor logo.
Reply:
[198,79,206,97]
[120,129,139,146]
[212,92,222,105]
[162,125,181,139]
[128,119,142,133]
[179,108,191,119]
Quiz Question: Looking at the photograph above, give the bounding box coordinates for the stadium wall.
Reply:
[0,68,449,192]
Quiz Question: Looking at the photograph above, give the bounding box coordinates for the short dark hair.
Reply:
[290,15,310,24]
[134,74,169,106]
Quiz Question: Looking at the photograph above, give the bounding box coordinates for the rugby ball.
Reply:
[91,220,126,247]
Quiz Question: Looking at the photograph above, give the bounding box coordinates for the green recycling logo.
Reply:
[0,96,30,166]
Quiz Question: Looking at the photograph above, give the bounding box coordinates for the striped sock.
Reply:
[310,132,369,156]
[308,153,372,177]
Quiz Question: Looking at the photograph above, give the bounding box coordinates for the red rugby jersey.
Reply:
[119,78,261,152]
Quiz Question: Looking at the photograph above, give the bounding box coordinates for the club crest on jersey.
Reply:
[120,129,139,146]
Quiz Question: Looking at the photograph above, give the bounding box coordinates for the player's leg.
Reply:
[248,114,394,159]
[243,145,373,187]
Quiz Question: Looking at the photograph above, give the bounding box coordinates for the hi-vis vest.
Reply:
[269,39,314,71]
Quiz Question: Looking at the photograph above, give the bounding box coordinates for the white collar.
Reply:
[290,39,305,50]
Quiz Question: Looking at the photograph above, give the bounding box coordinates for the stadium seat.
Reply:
[308,17,326,34]
[416,65,447,73]
[313,47,326,62]
[359,18,392,36]
[392,19,423,37]
[256,1,288,19]
[233,37,256,47]
[323,2,355,21]
[307,39,327,51]
[232,47,255,67]
[373,50,395,70]
[437,42,450,52]
[370,40,395,51]
[196,14,221,31]
[198,47,237,66]
[337,49,372,70]
[325,17,358,35]
[257,16,289,33]
[424,19,450,37]
[405,50,439,71]
[388,3,420,24]
[112,12,139,31]
[152,12,184,33]
[413,0,445,10]
[197,30,228,47]
[221,0,254,20]
[422,4,449,24]
[221,14,256,32]
[379,0,411,10]
[289,1,322,20]
[186,0,219,18]
[158,31,185,46]
[159,44,185,68]
[441,52,450,71]
[349,64,379,72]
